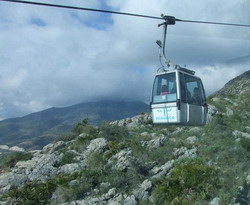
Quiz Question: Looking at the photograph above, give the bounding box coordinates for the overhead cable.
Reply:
[1,0,250,27]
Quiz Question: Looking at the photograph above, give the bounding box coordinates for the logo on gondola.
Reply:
[156,108,172,114]
[154,107,177,122]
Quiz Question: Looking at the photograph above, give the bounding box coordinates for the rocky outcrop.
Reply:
[0,137,108,196]
[108,149,135,171]
[0,123,204,204]
[232,130,250,139]
[150,160,174,179]
[110,113,152,129]
[0,151,61,194]
[141,136,167,149]
[207,104,218,123]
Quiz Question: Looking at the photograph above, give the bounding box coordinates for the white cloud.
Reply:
[196,64,248,96]
[0,0,249,119]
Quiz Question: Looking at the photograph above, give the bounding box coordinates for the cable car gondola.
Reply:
[150,15,208,126]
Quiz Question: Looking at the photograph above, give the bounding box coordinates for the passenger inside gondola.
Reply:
[160,85,168,95]
[192,87,202,105]
[170,82,176,94]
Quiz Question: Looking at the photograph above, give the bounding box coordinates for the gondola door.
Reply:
[179,72,207,125]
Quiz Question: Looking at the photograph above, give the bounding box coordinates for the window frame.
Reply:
[179,72,206,106]
[152,72,177,104]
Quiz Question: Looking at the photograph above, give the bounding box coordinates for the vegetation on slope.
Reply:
[1,111,250,204]
[1,70,250,204]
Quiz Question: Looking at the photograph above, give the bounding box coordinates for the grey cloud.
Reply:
[0,0,249,119]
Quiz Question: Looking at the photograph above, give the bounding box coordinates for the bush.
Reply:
[153,161,220,204]
[99,122,129,142]
[98,122,130,160]
[240,137,250,153]
[54,133,77,142]
[70,134,97,152]
[0,152,33,171]
[2,174,72,204]
[73,119,97,137]
[57,152,78,167]
[104,141,128,159]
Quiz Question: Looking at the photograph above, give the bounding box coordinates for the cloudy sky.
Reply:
[0,0,250,120]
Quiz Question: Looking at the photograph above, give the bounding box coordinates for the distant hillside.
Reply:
[0,101,149,149]
[216,69,250,96]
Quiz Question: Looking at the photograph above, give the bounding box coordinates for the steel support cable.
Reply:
[0,0,162,20]
[1,0,250,27]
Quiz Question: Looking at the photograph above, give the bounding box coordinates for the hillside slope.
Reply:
[0,101,149,149]
[0,70,249,204]
[210,70,250,128]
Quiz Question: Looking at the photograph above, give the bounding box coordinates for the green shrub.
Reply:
[57,152,78,167]
[2,174,72,204]
[240,137,250,153]
[153,161,220,204]
[54,133,77,142]
[145,119,153,125]
[0,152,33,171]
[105,167,144,194]
[72,167,105,198]
[99,122,129,142]
[104,141,128,159]
[70,134,97,152]
[73,119,97,137]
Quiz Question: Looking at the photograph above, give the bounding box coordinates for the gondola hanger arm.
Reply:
[156,15,179,71]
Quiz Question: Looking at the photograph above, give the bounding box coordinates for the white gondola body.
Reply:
[151,68,207,126]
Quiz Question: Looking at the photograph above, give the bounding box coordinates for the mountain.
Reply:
[216,69,250,96]
[0,101,149,149]
[210,70,250,126]
[0,70,250,204]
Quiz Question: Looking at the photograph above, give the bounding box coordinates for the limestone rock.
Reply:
[58,163,84,174]
[28,153,60,181]
[108,149,135,171]
[111,113,152,129]
[209,197,220,205]
[246,175,250,185]
[141,136,166,149]
[123,195,137,205]
[226,107,234,116]
[232,130,250,139]
[0,172,28,194]
[173,146,198,159]
[42,141,65,154]
[188,127,202,133]
[186,136,198,144]
[207,104,218,123]
[85,138,107,156]
[150,160,174,179]
[133,179,152,201]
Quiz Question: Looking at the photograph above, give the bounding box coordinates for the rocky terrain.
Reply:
[0,70,249,204]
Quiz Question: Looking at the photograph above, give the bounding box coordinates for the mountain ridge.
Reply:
[0,101,149,149]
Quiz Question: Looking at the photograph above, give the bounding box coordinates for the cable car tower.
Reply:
[151,15,208,126]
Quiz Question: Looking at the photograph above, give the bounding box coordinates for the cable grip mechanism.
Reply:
[156,14,178,71]
[159,15,176,26]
